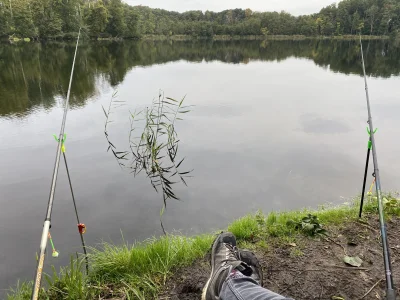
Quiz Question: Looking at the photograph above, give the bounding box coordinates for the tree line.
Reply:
[0,0,399,39]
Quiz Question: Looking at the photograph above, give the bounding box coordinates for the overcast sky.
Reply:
[124,0,339,16]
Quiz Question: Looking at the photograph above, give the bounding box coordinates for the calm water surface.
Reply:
[1,40,400,294]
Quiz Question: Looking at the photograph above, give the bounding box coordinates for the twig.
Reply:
[326,237,348,255]
[390,246,400,253]
[265,278,281,289]
[319,279,324,299]
[302,269,324,272]
[359,278,383,299]
[368,248,383,257]
[357,221,379,233]
[317,264,370,271]
[279,279,300,294]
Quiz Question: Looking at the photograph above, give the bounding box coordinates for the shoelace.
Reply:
[223,244,254,277]
[222,243,241,263]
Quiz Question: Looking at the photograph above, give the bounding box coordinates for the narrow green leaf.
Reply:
[181,176,188,186]
[102,105,108,118]
[176,157,185,168]
[179,96,186,108]
[179,170,193,175]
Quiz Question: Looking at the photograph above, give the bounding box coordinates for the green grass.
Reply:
[6,281,35,300]
[45,258,94,299]
[87,234,213,298]
[228,214,259,240]
[7,195,399,299]
[289,247,304,258]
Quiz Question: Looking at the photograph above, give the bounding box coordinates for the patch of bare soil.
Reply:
[160,216,400,300]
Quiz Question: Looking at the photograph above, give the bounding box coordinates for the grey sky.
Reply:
[124,0,339,16]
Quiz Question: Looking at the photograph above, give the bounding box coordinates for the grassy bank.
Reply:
[140,34,388,41]
[7,194,400,299]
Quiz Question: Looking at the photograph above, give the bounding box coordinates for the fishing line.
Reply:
[48,232,59,258]
[368,178,376,196]
[359,35,396,300]
[31,28,82,300]
[54,134,89,274]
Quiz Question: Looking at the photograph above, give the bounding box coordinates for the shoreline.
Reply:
[6,194,400,299]
[2,34,389,44]
[141,34,389,41]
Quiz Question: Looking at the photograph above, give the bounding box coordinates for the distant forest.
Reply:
[0,0,399,39]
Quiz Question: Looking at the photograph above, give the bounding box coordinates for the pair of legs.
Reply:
[202,232,293,300]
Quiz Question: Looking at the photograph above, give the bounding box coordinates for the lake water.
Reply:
[1,39,400,294]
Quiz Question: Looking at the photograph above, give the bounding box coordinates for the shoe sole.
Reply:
[201,234,222,300]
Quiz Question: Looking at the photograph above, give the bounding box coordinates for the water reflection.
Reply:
[299,113,351,134]
[0,39,399,118]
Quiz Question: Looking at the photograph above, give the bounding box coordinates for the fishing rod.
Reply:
[359,36,396,300]
[31,28,81,300]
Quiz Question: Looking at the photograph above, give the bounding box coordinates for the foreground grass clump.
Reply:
[7,235,214,299]
[88,234,213,298]
[7,194,400,299]
[228,194,388,240]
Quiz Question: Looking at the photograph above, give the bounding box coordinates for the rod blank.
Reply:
[31,28,81,300]
[359,36,396,300]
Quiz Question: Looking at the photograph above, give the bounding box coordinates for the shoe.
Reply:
[202,232,252,300]
[239,249,263,286]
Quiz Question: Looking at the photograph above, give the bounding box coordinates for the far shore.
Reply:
[2,34,390,44]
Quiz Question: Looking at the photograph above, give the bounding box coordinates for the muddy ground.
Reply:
[160,216,400,300]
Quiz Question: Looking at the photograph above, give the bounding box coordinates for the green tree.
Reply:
[85,1,108,37]
[0,1,12,36]
[124,7,139,37]
[316,17,324,35]
[260,27,269,36]
[30,0,62,37]
[298,15,317,36]
[12,0,37,37]
[58,0,81,34]
[336,21,342,35]
[336,3,351,34]
[106,0,126,36]
[352,11,364,33]
[245,8,253,18]
[366,5,379,35]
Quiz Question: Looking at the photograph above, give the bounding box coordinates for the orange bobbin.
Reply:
[78,223,86,234]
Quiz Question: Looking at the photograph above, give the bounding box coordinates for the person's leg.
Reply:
[202,232,293,300]
[220,269,293,300]
[202,232,253,300]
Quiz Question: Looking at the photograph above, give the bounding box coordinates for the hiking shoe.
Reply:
[202,232,252,300]
[239,249,263,286]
